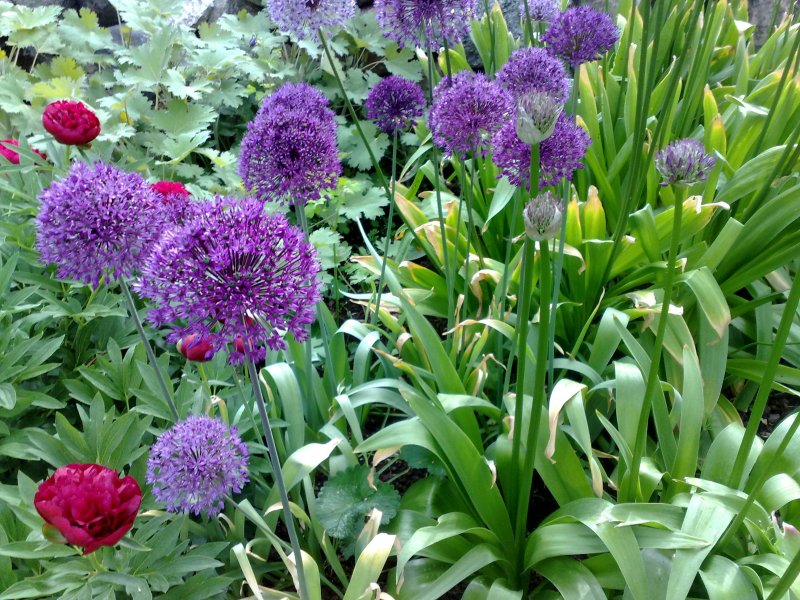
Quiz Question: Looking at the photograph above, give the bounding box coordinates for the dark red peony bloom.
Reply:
[42,100,101,146]
[177,334,215,362]
[151,181,190,198]
[1,139,47,164]
[34,463,142,554]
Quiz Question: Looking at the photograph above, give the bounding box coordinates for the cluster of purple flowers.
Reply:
[655,138,716,186]
[543,6,619,68]
[239,83,341,206]
[365,75,427,134]
[375,0,481,49]
[266,0,355,41]
[496,47,569,103]
[519,0,559,24]
[147,416,250,517]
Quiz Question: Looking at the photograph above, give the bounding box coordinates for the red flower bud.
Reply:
[177,334,215,362]
[34,464,141,555]
[1,139,46,164]
[151,181,190,198]
[42,100,101,146]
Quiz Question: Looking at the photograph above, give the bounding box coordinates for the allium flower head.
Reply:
[543,6,619,68]
[146,416,249,517]
[496,46,570,102]
[266,0,355,41]
[515,90,564,144]
[137,196,321,362]
[240,88,341,205]
[429,71,513,157]
[365,76,427,134]
[523,191,562,240]
[655,138,716,186]
[493,113,590,189]
[36,162,166,286]
[375,0,481,49]
[152,181,193,224]
[519,0,559,23]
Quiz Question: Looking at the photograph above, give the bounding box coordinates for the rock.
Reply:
[175,0,260,27]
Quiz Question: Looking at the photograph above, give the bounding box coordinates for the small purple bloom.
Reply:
[239,85,341,205]
[519,0,559,24]
[543,6,619,68]
[429,71,513,157]
[146,416,249,517]
[655,138,716,186]
[374,0,481,49]
[266,0,355,41]
[493,113,590,189]
[137,196,321,362]
[365,75,426,134]
[36,162,165,287]
[496,46,570,103]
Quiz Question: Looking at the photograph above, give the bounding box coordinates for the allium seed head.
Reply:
[365,75,427,134]
[266,0,355,41]
[655,138,716,186]
[493,113,590,190]
[523,191,562,241]
[496,46,570,103]
[36,162,166,287]
[429,71,513,157]
[543,6,619,68]
[515,90,564,144]
[137,196,321,363]
[374,0,481,49]
[146,416,249,517]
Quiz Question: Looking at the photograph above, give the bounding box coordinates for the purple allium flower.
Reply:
[543,6,619,68]
[523,190,562,240]
[374,0,481,49]
[36,162,165,287]
[428,71,513,157]
[519,0,559,24]
[496,47,570,103]
[239,86,341,205]
[266,0,355,41]
[146,416,249,517]
[137,196,321,362]
[493,113,590,189]
[655,138,716,186]
[365,75,427,134]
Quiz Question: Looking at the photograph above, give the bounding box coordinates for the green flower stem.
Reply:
[119,279,178,421]
[520,0,535,46]
[766,549,800,600]
[86,550,106,573]
[246,355,309,600]
[372,129,398,326]
[727,262,800,489]
[459,158,478,317]
[619,185,687,502]
[481,0,497,76]
[494,188,523,368]
[426,43,455,336]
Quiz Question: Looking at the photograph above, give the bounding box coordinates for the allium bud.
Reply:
[655,138,716,186]
[515,91,563,144]
[523,191,562,241]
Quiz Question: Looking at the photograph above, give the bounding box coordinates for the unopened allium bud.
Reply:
[655,138,716,186]
[516,91,563,144]
[523,191,562,241]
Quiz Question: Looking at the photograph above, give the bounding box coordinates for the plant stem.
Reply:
[119,279,178,421]
[619,185,687,502]
[766,548,800,600]
[246,355,309,600]
[520,0,535,46]
[372,130,398,326]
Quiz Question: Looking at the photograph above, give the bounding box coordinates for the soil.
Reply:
[741,392,799,440]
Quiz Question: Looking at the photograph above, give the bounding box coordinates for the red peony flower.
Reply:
[42,100,101,146]
[34,463,142,554]
[1,139,47,164]
[151,181,190,198]
[177,334,215,362]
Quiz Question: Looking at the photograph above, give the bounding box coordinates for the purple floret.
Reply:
[496,46,570,102]
[519,0,560,23]
[266,0,355,41]
[493,113,591,189]
[655,138,716,186]
[543,6,619,68]
[365,75,426,134]
[429,71,513,157]
[146,416,249,517]
[374,0,481,49]
[137,196,321,362]
[36,161,166,287]
[239,85,341,205]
